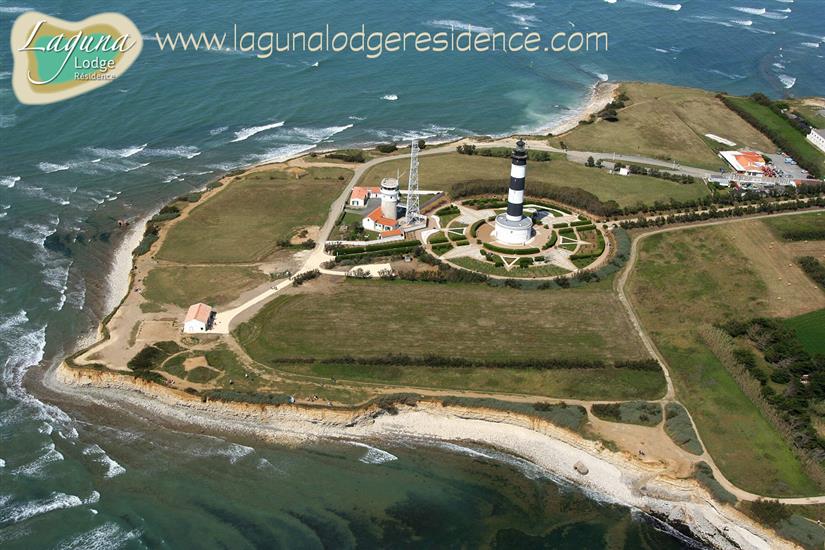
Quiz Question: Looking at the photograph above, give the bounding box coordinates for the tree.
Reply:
[586,156,596,168]
[417,138,426,150]
[595,159,603,169]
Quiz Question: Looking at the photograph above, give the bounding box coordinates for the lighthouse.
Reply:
[494,140,533,245]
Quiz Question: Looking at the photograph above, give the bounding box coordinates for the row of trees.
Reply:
[619,197,825,230]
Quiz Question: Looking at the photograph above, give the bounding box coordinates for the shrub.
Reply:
[326,149,366,163]
[292,269,320,287]
[798,256,825,290]
[127,346,167,371]
[664,403,703,455]
[747,499,792,527]
[376,143,397,154]
[592,401,662,426]
[695,462,737,504]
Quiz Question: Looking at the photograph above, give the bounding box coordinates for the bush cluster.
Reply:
[798,256,825,289]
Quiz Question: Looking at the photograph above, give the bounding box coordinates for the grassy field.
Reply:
[549,82,775,170]
[628,226,819,496]
[157,166,350,263]
[235,279,665,399]
[784,309,825,356]
[143,265,268,308]
[274,362,665,401]
[763,211,825,240]
[360,152,710,208]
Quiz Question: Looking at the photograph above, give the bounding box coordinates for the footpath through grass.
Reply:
[235,279,665,400]
[628,226,819,496]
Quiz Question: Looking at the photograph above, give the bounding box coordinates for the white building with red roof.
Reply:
[183,303,214,333]
[719,151,767,177]
[348,186,381,207]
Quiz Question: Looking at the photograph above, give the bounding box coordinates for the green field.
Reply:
[235,279,665,399]
[361,152,710,208]
[549,82,776,170]
[157,166,351,263]
[724,96,825,178]
[143,265,268,308]
[784,309,825,356]
[790,101,825,129]
[628,227,819,496]
[763,211,825,240]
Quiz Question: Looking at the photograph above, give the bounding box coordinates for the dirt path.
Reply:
[616,208,825,504]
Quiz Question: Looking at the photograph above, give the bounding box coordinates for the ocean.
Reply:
[1,0,823,547]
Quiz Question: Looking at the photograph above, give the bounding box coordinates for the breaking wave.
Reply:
[231,121,285,142]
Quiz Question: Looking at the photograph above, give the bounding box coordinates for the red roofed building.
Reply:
[379,229,403,239]
[348,186,381,207]
[719,151,767,177]
[183,303,214,333]
[363,206,400,233]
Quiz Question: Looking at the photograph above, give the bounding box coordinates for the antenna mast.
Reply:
[404,140,422,226]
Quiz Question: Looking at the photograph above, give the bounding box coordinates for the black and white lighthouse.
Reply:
[494,140,533,245]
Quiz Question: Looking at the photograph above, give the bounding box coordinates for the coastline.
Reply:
[45,364,790,550]
[30,78,798,549]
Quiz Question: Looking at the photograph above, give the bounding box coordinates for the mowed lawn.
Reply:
[628,226,819,496]
[361,152,710,208]
[157,166,351,263]
[235,280,666,400]
[143,265,268,308]
[549,82,775,170]
[784,309,825,357]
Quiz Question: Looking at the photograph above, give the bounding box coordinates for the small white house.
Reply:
[183,303,214,333]
[807,128,825,154]
[618,167,630,177]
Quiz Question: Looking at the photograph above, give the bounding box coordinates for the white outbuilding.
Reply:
[183,303,214,333]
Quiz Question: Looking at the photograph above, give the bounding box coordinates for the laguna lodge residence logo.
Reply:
[10,11,142,105]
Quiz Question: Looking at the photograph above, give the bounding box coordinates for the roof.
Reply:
[720,151,765,173]
[379,229,403,238]
[811,128,825,139]
[350,187,380,201]
[367,207,399,228]
[185,303,213,324]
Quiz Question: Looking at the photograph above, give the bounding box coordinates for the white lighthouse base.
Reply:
[494,214,533,245]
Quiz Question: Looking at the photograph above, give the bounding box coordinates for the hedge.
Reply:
[334,240,419,257]
[470,219,485,238]
[542,231,558,250]
[483,242,540,255]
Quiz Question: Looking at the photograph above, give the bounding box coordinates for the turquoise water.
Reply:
[1,0,823,547]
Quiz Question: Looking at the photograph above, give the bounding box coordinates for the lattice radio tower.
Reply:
[404,140,423,226]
